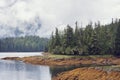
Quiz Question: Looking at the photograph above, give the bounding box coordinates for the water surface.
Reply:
[0,52,119,80]
[0,60,51,80]
[0,52,42,58]
[0,52,51,80]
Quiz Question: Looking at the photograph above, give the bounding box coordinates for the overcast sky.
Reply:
[0,0,120,37]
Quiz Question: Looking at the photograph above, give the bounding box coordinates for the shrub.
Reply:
[53,46,63,54]
[65,47,72,55]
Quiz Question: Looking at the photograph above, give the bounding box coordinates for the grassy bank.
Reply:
[47,53,113,59]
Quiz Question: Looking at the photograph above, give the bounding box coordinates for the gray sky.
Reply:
[0,0,120,37]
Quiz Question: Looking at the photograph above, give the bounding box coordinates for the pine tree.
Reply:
[74,21,80,47]
[49,32,55,52]
[48,20,120,55]
[64,25,74,47]
[88,31,101,55]
[82,22,93,54]
[114,20,120,56]
[54,28,61,46]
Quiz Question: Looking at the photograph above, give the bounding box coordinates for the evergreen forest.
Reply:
[0,36,48,52]
[49,19,120,56]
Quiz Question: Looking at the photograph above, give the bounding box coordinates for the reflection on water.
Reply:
[0,60,51,80]
[0,52,43,58]
[0,53,119,80]
[0,60,120,80]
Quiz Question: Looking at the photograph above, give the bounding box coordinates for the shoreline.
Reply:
[1,53,120,80]
[2,53,120,66]
[53,67,120,80]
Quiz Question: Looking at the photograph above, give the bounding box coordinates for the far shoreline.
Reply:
[0,52,43,58]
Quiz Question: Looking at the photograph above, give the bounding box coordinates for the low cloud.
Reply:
[0,0,120,37]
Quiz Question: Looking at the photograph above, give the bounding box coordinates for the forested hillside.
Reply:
[49,19,120,55]
[0,36,49,52]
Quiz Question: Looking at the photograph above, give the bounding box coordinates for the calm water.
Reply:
[0,53,119,80]
[0,52,80,80]
[0,60,51,80]
[0,52,52,80]
[0,52,43,58]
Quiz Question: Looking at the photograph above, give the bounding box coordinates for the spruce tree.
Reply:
[49,32,55,52]
[48,20,120,55]
[114,20,120,56]
[74,21,80,47]
[64,25,74,47]
[88,31,101,55]
[54,28,61,46]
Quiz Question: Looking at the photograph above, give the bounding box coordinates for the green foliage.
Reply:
[54,28,61,46]
[65,47,72,55]
[88,31,101,55]
[64,25,74,48]
[0,36,49,52]
[114,20,120,56]
[49,19,119,55]
[53,46,63,54]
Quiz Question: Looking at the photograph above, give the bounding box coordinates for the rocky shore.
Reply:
[2,53,120,80]
[2,55,120,66]
[53,67,120,80]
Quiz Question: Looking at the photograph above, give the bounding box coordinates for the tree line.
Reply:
[0,36,49,52]
[49,19,120,56]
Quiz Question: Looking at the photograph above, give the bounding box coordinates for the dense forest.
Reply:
[0,36,49,52]
[1,19,120,56]
[49,19,120,56]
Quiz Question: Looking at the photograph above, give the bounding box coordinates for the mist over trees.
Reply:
[0,36,49,52]
[49,19,120,55]
[0,19,120,56]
